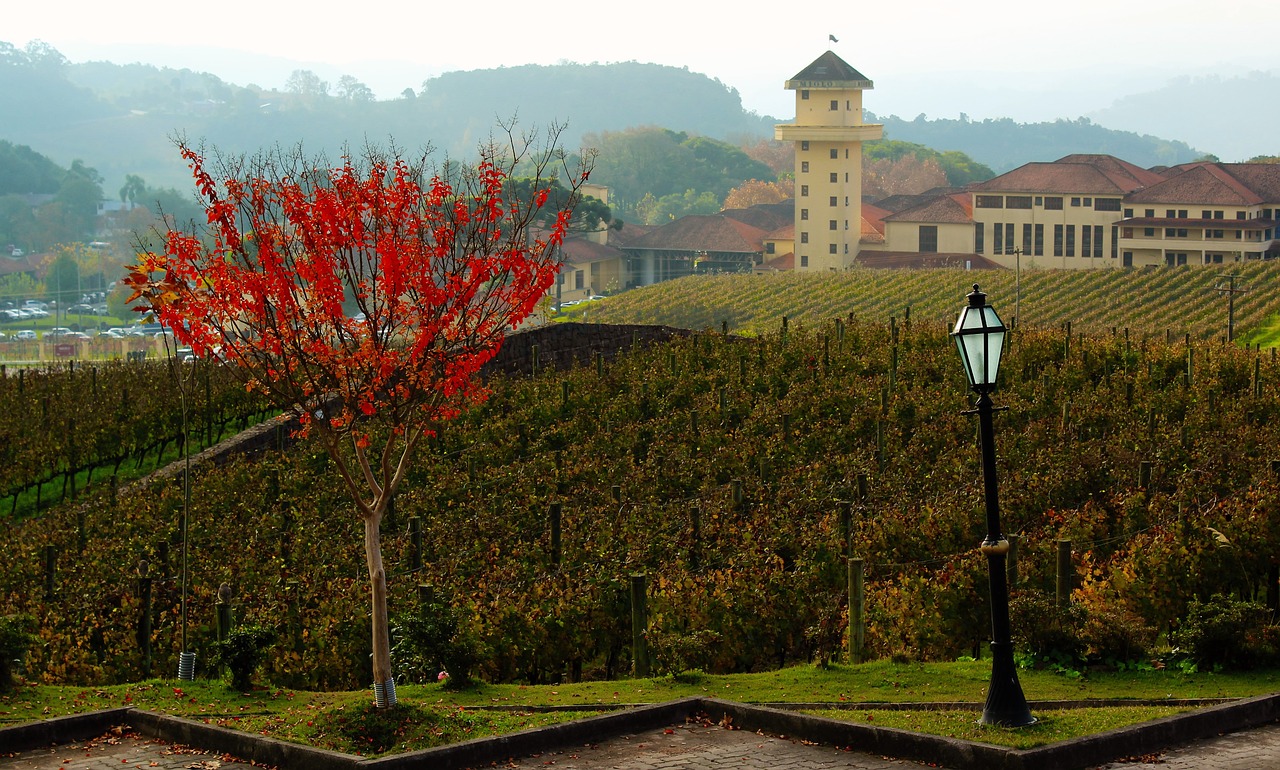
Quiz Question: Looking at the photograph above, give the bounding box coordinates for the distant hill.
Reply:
[0,42,1220,195]
[1088,71,1280,163]
[869,114,1205,173]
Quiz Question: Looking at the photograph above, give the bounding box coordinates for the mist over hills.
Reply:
[0,42,1253,198]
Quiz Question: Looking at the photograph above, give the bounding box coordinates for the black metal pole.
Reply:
[974,389,1034,727]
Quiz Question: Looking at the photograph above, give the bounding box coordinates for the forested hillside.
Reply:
[0,40,1211,195]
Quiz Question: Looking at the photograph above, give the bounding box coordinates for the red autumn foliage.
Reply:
[125,130,591,696]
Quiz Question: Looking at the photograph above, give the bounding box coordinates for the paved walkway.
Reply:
[1096,720,1280,769]
[495,721,930,769]
[0,729,261,770]
[5,720,1280,769]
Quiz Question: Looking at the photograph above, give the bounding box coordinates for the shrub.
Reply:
[1010,591,1086,670]
[648,628,723,676]
[1170,595,1278,670]
[391,599,480,689]
[214,625,275,691]
[0,614,36,691]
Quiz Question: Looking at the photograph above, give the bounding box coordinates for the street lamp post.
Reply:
[952,284,1035,728]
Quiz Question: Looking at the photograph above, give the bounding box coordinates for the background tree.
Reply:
[863,154,950,198]
[336,75,375,103]
[44,250,80,313]
[722,179,791,210]
[284,69,329,97]
[125,131,589,705]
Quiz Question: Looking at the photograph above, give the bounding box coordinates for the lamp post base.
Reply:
[981,641,1035,727]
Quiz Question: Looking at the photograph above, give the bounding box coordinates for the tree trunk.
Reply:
[364,512,396,706]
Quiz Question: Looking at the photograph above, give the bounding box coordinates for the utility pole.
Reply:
[1214,275,1249,342]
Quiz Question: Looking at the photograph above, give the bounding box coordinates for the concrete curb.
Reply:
[0,707,133,753]
[698,692,1280,770]
[127,709,356,770]
[360,698,701,770]
[2,694,1277,770]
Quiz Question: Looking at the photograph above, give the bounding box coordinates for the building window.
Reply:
[1083,198,1093,206]
[1202,210,1213,219]
[975,223,985,253]
[1237,211,1247,219]
[1123,252,1133,267]
[830,99,839,110]
[801,90,810,100]
[801,161,810,173]
[1034,224,1044,256]
[1124,208,1134,217]
[1054,224,1064,256]
[1082,225,1092,256]
[829,219,838,230]
[1215,211,1225,219]
[919,225,938,253]
[800,232,809,243]
[830,149,838,159]
[575,270,584,290]
[975,195,1003,208]
[1006,196,1033,209]
[1145,209,1155,217]
[1166,209,1176,218]
[829,196,838,207]
[1123,227,1133,238]
[1021,223,1032,254]
[801,208,809,221]
[1066,225,1075,257]
[801,141,810,151]
[829,243,838,254]
[994,222,1004,254]
[766,242,775,254]
[800,255,808,267]
[830,172,838,183]
[1072,197,1082,207]
[1035,196,1043,206]
[1095,198,1122,212]
[801,185,809,196]
[1111,226,1118,258]
[1044,197,1064,210]
[1179,210,1188,218]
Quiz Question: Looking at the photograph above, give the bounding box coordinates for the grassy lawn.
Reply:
[1,661,1276,755]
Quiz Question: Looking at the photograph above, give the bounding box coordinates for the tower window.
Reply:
[830,172,838,183]
[829,243,838,254]
[830,149,838,159]
[801,185,809,196]
[829,100,839,110]
[802,161,810,173]
[801,255,809,267]
[801,209,809,221]
[801,90,810,100]
[829,196,838,207]
[829,219,838,230]
[801,141,810,151]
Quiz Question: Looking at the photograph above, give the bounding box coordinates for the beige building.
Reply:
[966,155,1164,270]
[1117,163,1280,266]
[775,51,882,272]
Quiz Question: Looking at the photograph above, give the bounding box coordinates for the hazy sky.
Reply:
[8,0,1279,123]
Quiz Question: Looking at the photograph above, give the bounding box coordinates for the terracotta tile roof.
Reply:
[860,217,885,244]
[1124,163,1270,206]
[721,201,794,231]
[560,237,624,267]
[861,202,890,234]
[1218,164,1280,202]
[856,251,1003,270]
[757,252,795,272]
[627,215,768,253]
[972,155,1161,195]
[882,193,973,224]
[606,222,653,248]
[787,51,873,88]
[767,223,796,239]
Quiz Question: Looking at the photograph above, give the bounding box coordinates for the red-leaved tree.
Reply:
[125,131,590,704]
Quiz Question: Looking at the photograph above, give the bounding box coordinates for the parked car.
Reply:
[65,331,92,342]
[45,327,73,338]
[14,330,36,340]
